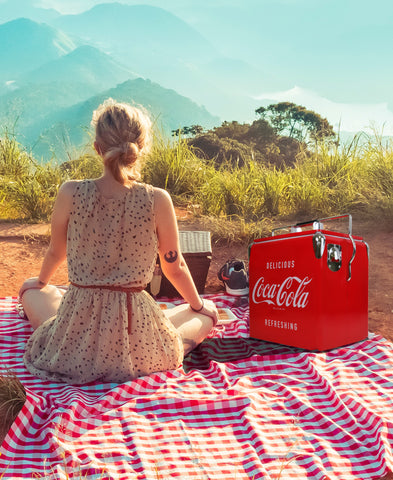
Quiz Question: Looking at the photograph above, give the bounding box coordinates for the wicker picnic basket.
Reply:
[147,230,212,298]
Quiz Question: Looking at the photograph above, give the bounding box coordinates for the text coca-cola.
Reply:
[251,275,312,309]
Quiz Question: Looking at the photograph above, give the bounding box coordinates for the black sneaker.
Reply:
[218,259,249,296]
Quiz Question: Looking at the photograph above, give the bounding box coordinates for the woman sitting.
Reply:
[19,98,218,385]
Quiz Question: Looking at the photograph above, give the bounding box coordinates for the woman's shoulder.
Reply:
[59,179,88,196]
[150,187,174,220]
[135,182,171,203]
[57,179,94,202]
[57,180,79,196]
[151,186,171,204]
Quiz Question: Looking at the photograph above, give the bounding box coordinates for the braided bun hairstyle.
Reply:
[92,98,152,184]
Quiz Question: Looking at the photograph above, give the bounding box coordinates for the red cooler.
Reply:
[249,215,369,351]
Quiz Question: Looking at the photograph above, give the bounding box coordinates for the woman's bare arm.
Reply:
[19,181,77,297]
[154,187,217,320]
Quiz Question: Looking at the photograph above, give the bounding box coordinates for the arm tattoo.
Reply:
[164,250,178,263]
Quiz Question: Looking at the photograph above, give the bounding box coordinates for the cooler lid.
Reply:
[253,214,363,244]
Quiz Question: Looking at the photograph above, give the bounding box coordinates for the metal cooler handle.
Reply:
[272,214,353,236]
[272,214,356,282]
[318,214,353,235]
[347,234,356,282]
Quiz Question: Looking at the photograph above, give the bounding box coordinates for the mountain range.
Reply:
[0,0,60,24]
[31,78,220,161]
[0,18,75,83]
[0,5,238,160]
[4,0,386,160]
[50,3,275,118]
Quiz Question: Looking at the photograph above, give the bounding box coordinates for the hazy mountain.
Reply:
[0,18,75,83]
[50,3,260,119]
[26,78,221,161]
[0,81,99,140]
[0,0,60,24]
[19,45,137,90]
[0,45,138,142]
[52,3,218,64]
[0,3,277,122]
[2,0,393,135]
[170,0,393,108]
[0,14,221,161]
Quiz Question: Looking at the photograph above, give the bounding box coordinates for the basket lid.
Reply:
[179,231,211,254]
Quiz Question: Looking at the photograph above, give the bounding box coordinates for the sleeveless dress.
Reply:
[24,180,184,384]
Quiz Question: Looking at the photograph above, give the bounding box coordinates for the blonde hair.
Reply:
[92,98,152,184]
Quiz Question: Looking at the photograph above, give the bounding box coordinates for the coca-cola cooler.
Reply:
[249,215,369,351]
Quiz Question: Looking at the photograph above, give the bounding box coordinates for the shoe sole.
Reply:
[225,285,249,296]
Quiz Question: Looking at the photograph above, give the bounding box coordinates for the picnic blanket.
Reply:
[0,293,393,480]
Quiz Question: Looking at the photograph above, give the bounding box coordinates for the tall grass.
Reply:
[197,161,289,219]
[6,161,68,221]
[0,131,102,221]
[361,133,393,222]
[1,130,393,235]
[142,135,213,203]
[0,130,31,178]
[287,140,365,216]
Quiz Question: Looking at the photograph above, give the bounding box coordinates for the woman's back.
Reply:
[67,179,157,288]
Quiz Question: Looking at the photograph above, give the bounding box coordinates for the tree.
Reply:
[171,125,204,137]
[245,118,276,146]
[255,102,336,143]
[189,133,252,167]
[213,121,250,142]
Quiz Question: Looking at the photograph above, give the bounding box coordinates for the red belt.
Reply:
[70,282,146,332]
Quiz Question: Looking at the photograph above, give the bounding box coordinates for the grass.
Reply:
[0,371,26,446]
[0,131,68,221]
[1,129,393,236]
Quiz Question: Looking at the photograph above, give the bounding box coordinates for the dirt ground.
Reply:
[1,214,393,479]
[0,213,392,342]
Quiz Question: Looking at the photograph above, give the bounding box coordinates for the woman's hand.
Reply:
[19,277,47,299]
[191,299,219,327]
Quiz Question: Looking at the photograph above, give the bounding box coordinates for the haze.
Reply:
[1,0,393,135]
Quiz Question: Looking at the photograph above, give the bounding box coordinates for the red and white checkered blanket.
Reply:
[1,294,393,479]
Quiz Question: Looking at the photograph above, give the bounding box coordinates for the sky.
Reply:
[3,0,393,135]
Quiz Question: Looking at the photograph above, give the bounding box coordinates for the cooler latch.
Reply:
[312,232,326,259]
[326,237,356,280]
[327,244,342,272]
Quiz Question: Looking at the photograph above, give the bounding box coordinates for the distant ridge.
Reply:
[0,13,220,161]
[0,18,75,82]
[51,3,233,115]
[0,0,60,24]
[30,78,221,161]
[53,3,217,62]
[19,45,137,91]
